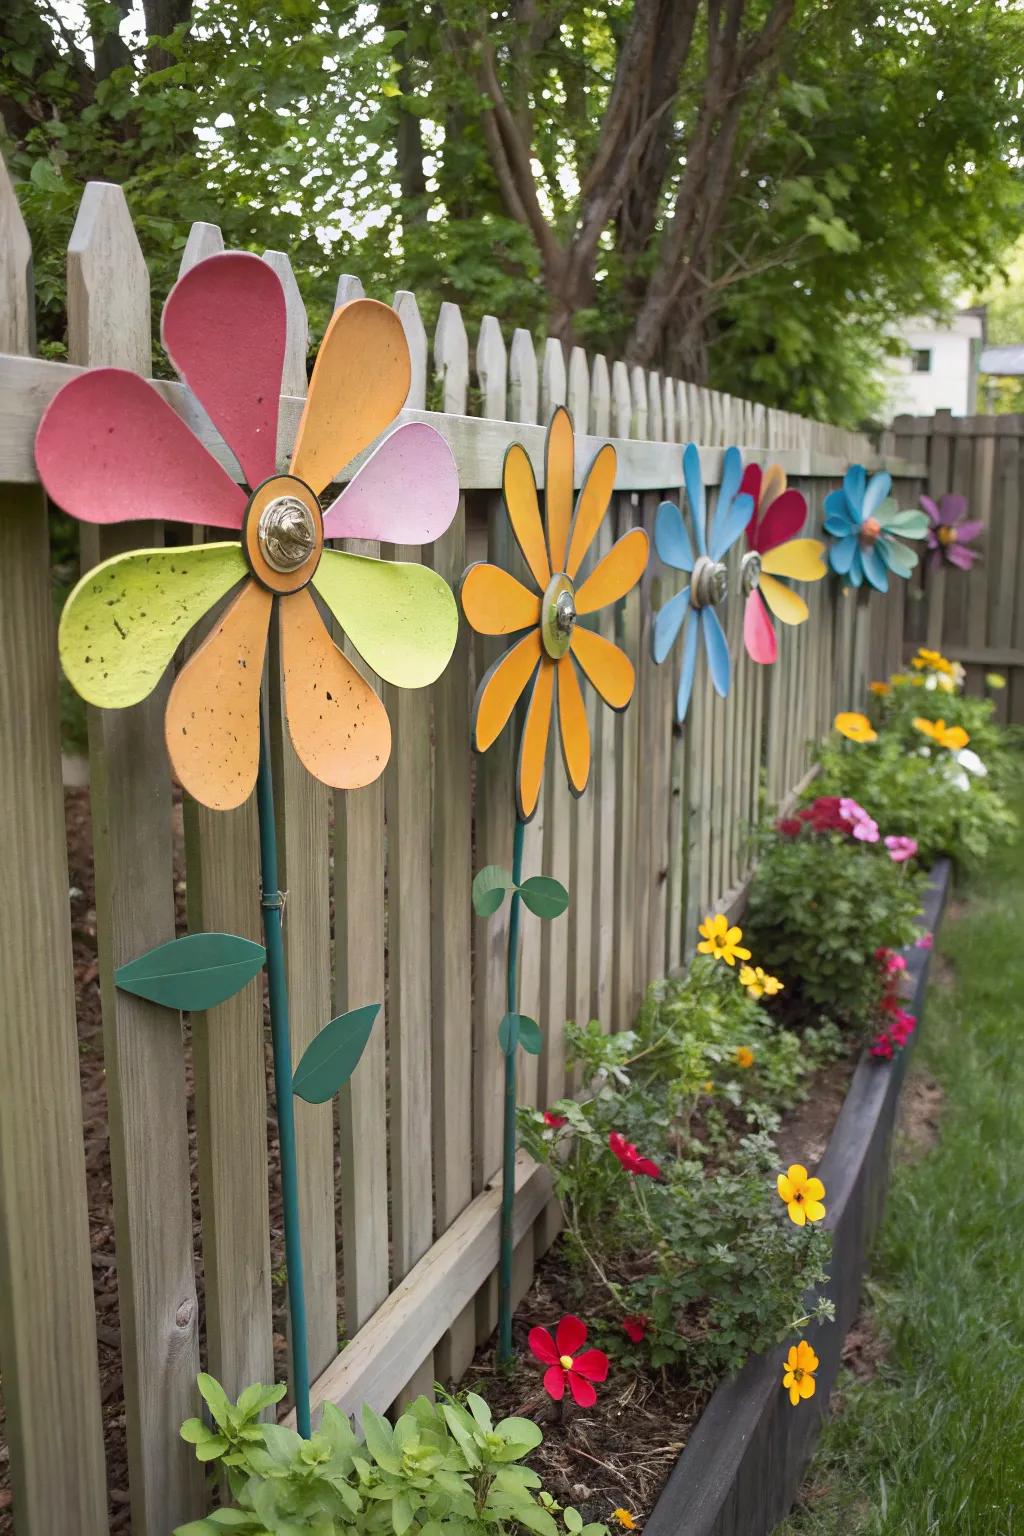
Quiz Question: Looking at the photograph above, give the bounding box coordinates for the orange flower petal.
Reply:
[473,629,542,752]
[545,406,575,574]
[575,527,649,616]
[759,463,786,515]
[570,626,636,710]
[517,657,556,821]
[165,580,271,811]
[290,299,410,495]
[461,562,542,635]
[557,656,590,796]
[566,443,616,579]
[280,587,392,788]
[503,442,550,591]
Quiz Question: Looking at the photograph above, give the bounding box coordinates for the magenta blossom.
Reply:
[915,931,934,951]
[839,797,879,843]
[885,835,918,863]
[922,493,983,572]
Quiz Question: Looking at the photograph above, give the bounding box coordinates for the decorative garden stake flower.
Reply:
[697,913,752,967]
[885,835,918,863]
[914,717,969,752]
[834,711,877,744]
[462,406,648,1363]
[35,253,460,1437]
[739,965,783,1000]
[782,1340,819,1405]
[529,1316,609,1407]
[923,493,983,571]
[777,1164,826,1226]
[739,462,826,664]
[734,1046,755,1069]
[652,443,754,720]
[609,1132,662,1179]
[823,465,929,591]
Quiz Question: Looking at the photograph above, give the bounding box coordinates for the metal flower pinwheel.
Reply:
[651,443,753,721]
[460,405,649,1361]
[922,492,984,572]
[739,462,827,665]
[823,465,929,591]
[35,252,460,1435]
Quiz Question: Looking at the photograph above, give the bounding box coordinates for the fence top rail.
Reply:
[0,351,928,492]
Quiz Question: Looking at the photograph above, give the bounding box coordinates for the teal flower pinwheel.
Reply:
[823,466,929,592]
[651,443,754,723]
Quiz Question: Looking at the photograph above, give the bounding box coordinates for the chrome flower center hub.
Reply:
[257,496,317,572]
[740,551,762,595]
[691,555,728,609]
[541,573,577,658]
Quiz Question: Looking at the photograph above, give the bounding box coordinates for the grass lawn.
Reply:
[777,809,1024,1535]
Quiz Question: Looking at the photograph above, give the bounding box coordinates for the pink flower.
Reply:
[885,835,918,863]
[529,1316,610,1406]
[839,797,879,843]
[915,931,934,951]
[609,1132,662,1180]
[543,1110,567,1129]
[622,1315,647,1343]
[870,1033,895,1060]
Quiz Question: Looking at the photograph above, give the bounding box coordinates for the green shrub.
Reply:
[176,1376,603,1536]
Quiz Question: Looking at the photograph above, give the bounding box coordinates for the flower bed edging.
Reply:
[644,859,951,1536]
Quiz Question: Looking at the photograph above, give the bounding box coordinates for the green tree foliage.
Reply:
[2,0,1022,422]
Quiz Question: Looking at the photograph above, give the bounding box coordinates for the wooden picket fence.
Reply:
[886,409,1024,722]
[0,162,926,1536]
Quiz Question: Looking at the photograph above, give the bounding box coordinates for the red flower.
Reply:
[543,1110,567,1129]
[870,1032,894,1060]
[609,1131,662,1179]
[528,1316,609,1407]
[777,817,803,839]
[622,1315,647,1343]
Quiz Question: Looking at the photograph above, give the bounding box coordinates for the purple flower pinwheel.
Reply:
[922,493,983,572]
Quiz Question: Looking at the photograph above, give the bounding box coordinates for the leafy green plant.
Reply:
[175,1375,604,1536]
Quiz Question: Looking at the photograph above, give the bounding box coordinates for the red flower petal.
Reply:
[568,1371,598,1408]
[543,1364,567,1401]
[622,1316,647,1343]
[555,1315,588,1357]
[755,489,808,552]
[528,1326,560,1366]
[741,463,762,546]
[634,1155,662,1180]
[571,1348,610,1383]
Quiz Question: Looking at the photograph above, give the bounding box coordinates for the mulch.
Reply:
[0,788,860,1535]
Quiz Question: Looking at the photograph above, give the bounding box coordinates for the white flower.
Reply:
[954,747,987,778]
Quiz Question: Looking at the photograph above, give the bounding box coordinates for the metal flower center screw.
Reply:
[690,555,728,609]
[541,573,577,658]
[740,550,762,595]
[257,495,317,573]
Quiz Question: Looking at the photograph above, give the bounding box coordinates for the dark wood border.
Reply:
[645,859,951,1536]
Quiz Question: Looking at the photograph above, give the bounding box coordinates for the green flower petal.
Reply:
[59,543,247,707]
[878,506,930,538]
[879,535,918,578]
[312,547,457,689]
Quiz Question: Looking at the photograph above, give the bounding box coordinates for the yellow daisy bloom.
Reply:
[913,717,970,751]
[833,711,877,743]
[612,1511,637,1530]
[868,680,890,696]
[734,1046,755,1069]
[913,647,952,674]
[782,1340,819,1406]
[777,1163,826,1226]
[739,964,784,1000]
[697,913,751,967]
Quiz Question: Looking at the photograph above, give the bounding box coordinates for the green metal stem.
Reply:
[497,815,526,1364]
[256,689,312,1437]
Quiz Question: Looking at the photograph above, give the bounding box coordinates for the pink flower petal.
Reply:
[920,494,941,524]
[744,589,777,664]
[543,1364,567,1401]
[162,253,287,488]
[956,520,984,545]
[528,1327,559,1366]
[555,1315,588,1357]
[946,544,976,570]
[754,488,808,552]
[322,422,458,543]
[939,493,967,525]
[35,368,246,530]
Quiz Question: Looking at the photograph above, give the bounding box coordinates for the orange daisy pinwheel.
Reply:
[461,407,648,819]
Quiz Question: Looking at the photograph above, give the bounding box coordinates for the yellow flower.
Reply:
[612,1512,637,1531]
[734,1046,755,1069]
[868,680,890,696]
[833,711,877,743]
[909,675,925,686]
[739,964,784,1000]
[913,717,969,751]
[777,1163,826,1226]
[937,675,955,693]
[889,672,909,686]
[702,1079,714,1095]
[913,647,953,675]
[782,1340,819,1406]
[697,913,751,967]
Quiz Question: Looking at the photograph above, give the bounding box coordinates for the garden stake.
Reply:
[256,684,311,1437]
[498,815,526,1364]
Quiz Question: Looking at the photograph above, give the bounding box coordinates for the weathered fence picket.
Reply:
[0,162,928,1533]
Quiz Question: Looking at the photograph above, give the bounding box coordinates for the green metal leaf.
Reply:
[292,1004,380,1104]
[115,932,265,1011]
[517,875,569,920]
[473,864,513,917]
[517,1016,543,1055]
[497,1012,519,1053]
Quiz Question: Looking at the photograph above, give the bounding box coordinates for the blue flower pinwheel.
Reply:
[651,443,754,723]
[823,465,929,592]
